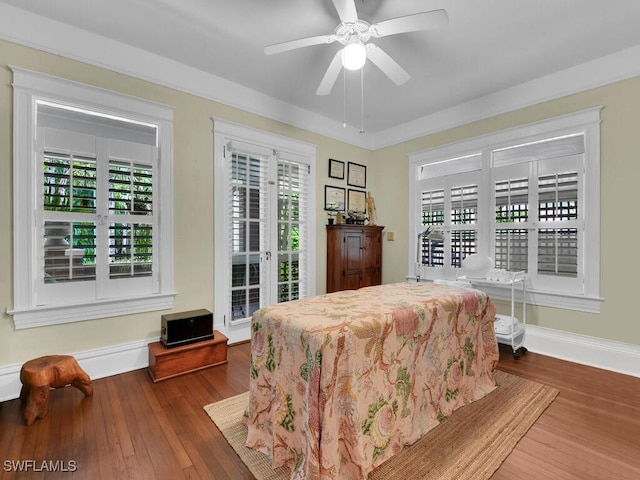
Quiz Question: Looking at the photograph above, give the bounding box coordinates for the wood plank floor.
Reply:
[1,342,639,479]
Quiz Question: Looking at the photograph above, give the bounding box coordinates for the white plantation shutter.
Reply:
[491,136,584,293]
[42,149,98,285]
[536,157,582,285]
[277,155,311,302]
[108,141,155,281]
[420,188,445,267]
[450,183,478,267]
[106,139,158,300]
[37,128,98,305]
[37,127,158,306]
[493,169,530,273]
[418,170,482,275]
[225,140,273,323]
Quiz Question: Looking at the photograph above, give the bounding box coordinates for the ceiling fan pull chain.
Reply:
[360,66,365,134]
[343,67,347,128]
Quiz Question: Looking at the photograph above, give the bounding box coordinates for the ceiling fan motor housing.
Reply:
[335,20,371,45]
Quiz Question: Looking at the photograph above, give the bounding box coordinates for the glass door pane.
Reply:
[277,160,307,302]
[230,153,269,322]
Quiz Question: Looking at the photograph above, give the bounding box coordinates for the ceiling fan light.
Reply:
[342,41,367,70]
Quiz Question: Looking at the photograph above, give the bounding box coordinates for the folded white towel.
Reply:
[434,279,472,288]
[494,314,517,334]
[486,269,512,282]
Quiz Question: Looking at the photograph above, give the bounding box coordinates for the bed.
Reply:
[245,282,499,480]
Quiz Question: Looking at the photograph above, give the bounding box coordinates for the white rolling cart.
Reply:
[457,271,528,359]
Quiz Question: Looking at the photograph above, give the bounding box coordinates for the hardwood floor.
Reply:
[1,342,639,479]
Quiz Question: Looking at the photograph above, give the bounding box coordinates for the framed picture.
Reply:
[324,185,346,211]
[348,189,366,213]
[328,158,345,179]
[347,162,366,188]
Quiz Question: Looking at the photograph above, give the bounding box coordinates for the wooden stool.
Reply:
[19,355,93,425]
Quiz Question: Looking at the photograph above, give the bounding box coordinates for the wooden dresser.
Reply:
[326,224,384,293]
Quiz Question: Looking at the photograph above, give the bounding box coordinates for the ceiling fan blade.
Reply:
[332,0,358,23]
[316,50,344,95]
[370,9,448,37]
[265,34,336,55]
[366,43,410,85]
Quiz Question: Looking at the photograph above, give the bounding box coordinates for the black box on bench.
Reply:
[161,309,214,348]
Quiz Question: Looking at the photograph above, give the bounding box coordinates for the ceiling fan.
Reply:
[264,0,449,95]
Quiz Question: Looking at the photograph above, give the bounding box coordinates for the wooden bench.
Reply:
[20,355,93,425]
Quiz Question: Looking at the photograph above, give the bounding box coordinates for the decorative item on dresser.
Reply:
[326,224,384,293]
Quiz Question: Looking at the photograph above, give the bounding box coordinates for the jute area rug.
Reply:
[204,370,558,480]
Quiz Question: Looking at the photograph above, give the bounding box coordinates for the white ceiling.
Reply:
[3,0,640,147]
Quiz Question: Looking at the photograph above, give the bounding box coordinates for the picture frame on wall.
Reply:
[348,189,366,213]
[347,162,366,188]
[328,158,345,179]
[324,185,346,211]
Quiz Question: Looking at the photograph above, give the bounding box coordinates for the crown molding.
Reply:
[370,43,640,149]
[2,3,640,151]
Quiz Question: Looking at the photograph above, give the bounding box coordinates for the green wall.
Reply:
[374,77,640,345]
[0,39,372,366]
[1,37,639,370]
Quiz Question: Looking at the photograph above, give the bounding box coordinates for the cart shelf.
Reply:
[457,271,527,359]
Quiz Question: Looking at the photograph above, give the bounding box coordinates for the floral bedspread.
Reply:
[245,282,498,480]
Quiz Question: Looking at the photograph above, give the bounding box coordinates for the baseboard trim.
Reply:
[0,336,159,402]
[524,325,640,378]
[1,327,638,402]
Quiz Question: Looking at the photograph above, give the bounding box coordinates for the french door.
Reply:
[214,122,316,342]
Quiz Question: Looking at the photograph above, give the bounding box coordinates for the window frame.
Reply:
[408,108,602,313]
[9,66,175,329]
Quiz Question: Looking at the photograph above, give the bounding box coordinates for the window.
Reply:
[409,108,602,312]
[214,120,316,341]
[9,67,174,329]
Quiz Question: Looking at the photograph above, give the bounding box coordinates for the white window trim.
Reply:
[213,119,317,343]
[8,66,175,329]
[408,108,603,313]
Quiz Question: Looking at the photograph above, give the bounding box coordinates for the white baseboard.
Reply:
[1,327,638,402]
[523,325,640,378]
[0,336,159,402]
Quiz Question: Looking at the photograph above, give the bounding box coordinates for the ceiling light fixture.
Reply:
[342,38,367,70]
